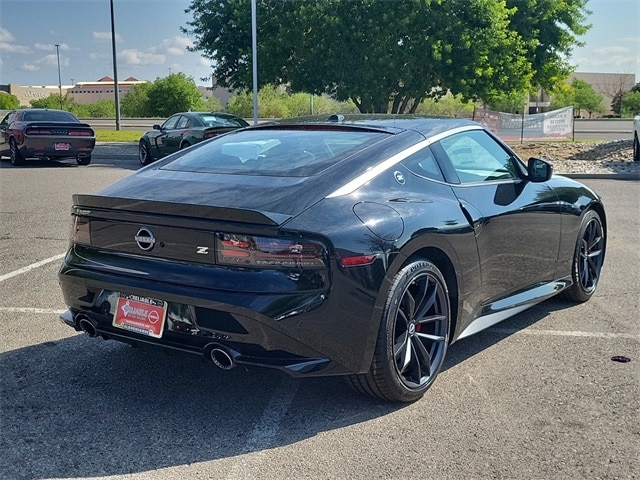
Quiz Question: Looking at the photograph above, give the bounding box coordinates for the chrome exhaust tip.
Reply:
[76,314,98,338]
[208,346,236,370]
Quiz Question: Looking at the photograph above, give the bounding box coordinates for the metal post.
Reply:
[251,0,258,125]
[110,0,121,130]
[55,44,63,110]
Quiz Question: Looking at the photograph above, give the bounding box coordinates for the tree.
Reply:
[0,93,20,110]
[571,79,605,118]
[29,93,73,110]
[145,73,207,117]
[120,82,152,117]
[622,88,640,116]
[505,0,590,91]
[184,0,589,113]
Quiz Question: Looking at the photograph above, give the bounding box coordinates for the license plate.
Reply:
[113,294,167,338]
[55,142,70,151]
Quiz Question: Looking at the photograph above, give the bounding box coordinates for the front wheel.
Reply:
[139,140,153,165]
[347,259,450,402]
[10,138,25,166]
[562,210,605,303]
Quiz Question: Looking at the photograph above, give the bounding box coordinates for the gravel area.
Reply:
[96,139,640,176]
[509,139,639,175]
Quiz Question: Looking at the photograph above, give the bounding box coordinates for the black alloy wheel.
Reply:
[9,138,25,166]
[348,259,450,402]
[139,140,153,165]
[563,210,605,303]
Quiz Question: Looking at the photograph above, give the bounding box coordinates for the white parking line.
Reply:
[0,253,65,283]
[225,377,300,480]
[0,307,66,314]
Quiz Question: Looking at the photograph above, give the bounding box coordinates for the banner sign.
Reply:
[475,107,574,141]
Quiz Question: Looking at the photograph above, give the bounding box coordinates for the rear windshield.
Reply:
[23,110,80,122]
[197,114,248,128]
[161,128,388,177]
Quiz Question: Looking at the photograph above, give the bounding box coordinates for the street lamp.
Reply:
[55,44,63,110]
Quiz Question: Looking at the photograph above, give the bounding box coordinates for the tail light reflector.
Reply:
[216,234,326,269]
[71,216,91,246]
[68,130,94,136]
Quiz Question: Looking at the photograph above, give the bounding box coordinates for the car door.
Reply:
[164,114,191,152]
[432,129,561,304]
[155,114,181,157]
[0,111,17,156]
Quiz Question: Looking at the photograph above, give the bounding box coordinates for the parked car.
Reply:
[0,108,95,166]
[633,115,639,162]
[138,111,249,165]
[58,116,606,402]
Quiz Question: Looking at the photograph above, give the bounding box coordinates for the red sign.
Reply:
[113,294,167,338]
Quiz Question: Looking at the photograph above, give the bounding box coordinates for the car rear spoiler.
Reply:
[72,194,292,226]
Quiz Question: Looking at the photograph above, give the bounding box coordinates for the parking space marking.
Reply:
[0,253,65,283]
[0,307,66,314]
[225,377,300,480]
[489,327,639,340]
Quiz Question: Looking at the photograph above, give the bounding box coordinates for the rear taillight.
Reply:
[71,216,91,246]
[25,128,54,135]
[204,131,218,139]
[68,130,93,136]
[216,234,326,269]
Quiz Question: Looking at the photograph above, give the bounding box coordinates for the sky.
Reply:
[0,0,638,88]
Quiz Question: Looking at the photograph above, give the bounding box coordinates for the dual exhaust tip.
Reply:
[75,314,239,371]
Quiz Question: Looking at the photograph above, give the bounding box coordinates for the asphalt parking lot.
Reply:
[0,152,638,480]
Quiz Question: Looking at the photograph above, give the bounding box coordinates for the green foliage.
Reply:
[414,93,476,117]
[30,93,69,110]
[71,100,116,118]
[184,0,590,113]
[622,91,640,116]
[145,73,207,117]
[486,91,529,114]
[0,93,20,110]
[226,84,358,118]
[120,82,152,117]
[204,95,223,112]
[571,79,605,118]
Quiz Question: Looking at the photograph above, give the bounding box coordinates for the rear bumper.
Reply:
[22,137,95,159]
[58,252,380,376]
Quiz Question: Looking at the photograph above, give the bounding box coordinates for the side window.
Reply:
[161,115,180,130]
[438,130,518,183]
[402,146,444,182]
[176,116,190,129]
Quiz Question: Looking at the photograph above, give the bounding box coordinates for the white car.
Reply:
[634,116,640,162]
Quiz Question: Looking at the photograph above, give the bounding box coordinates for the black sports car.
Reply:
[58,116,606,402]
[138,111,249,165]
[0,108,95,166]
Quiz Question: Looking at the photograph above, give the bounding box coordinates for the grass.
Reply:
[95,129,144,142]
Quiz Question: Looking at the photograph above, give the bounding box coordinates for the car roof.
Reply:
[263,114,480,138]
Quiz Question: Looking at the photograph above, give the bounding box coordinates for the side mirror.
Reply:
[527,157,553,182]
[153,124,161,130]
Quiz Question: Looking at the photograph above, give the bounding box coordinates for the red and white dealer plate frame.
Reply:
[113,293,167,338]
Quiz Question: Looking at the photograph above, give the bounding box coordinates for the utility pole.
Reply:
[110,0,121,130]
[55,44,63,110]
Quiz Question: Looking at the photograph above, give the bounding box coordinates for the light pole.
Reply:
[55,44,63,109]
[110,0,121,130]
[251,0,258,124]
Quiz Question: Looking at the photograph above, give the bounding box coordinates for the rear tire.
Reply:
[347,259,450,402]
[562,210,605,303]
[10,138,25,166]
[139,140,153,165]
[76,155,91,166]
[634,134,639,162]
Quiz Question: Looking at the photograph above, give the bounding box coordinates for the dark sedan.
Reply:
[0,109,95,166]
[138,111,249,165]
[58,116,606,402]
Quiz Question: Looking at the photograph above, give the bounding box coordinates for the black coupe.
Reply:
[138,111,249,165]
[58,116,606,402]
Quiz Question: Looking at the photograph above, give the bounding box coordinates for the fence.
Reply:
[474,107,574,142]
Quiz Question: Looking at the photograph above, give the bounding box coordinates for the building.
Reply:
[68,76,147,104]
[0,76,147,107]
[571,72,636,116]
